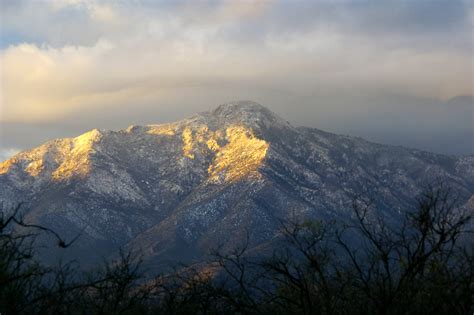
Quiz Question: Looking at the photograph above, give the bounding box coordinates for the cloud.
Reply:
[1,25,471,122]
[0,0,472,155]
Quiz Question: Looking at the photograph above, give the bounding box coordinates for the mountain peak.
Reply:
[213,100,267,113]
[205,101,291,130]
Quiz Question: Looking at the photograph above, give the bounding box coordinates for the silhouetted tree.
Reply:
[253,186,473,314]
[1,185,472,314]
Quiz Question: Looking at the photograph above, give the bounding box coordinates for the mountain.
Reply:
[1,101,473,269]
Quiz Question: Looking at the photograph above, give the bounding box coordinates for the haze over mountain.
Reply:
[0,101,473,269]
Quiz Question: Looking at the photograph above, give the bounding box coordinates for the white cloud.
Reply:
[0,0,472,154]
[1,19,471,124]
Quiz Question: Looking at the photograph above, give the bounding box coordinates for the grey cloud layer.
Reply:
[0,0,472,157]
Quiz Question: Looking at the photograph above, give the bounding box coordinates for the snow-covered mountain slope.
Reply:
[1,101,473,267]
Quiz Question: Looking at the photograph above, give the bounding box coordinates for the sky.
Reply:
[0,0,473,160]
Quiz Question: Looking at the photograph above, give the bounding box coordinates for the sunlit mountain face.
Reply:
[1,101,473,270]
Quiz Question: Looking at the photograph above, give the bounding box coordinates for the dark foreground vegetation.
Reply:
[1,186,473,314]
